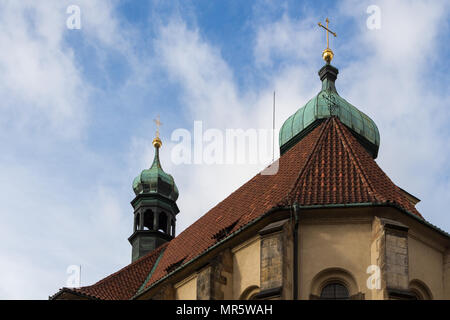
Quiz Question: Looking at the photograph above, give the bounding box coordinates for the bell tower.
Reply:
[128,120,179,262]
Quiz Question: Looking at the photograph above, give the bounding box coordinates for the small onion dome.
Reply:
[132,137,179,201]
[279,64,380,158]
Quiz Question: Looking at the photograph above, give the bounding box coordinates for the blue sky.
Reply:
[0,0,448,299]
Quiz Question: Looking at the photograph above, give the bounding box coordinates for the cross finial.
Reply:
[153,115,163,148]
[318,18,337,63]
[153,115,162,138]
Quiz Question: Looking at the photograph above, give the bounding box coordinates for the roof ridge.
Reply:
[284,118,333,205]
[331,117,380,201]
[135,246,167,297]
[87,242,168,288]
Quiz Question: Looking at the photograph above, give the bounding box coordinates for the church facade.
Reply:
[51,44,450,301]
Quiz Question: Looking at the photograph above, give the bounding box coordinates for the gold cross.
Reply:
[318,18,337,63]
[318,18,337,49]
[153,115,162,138]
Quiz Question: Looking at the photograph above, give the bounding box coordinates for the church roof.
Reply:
[51,243,167,300]
[52,116,431,300]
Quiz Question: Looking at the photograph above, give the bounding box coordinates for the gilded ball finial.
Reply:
[152,137,162,148]
[322,48,334,63]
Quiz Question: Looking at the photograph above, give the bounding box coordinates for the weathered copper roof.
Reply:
[133,144,179,201]
[279,64,380,158]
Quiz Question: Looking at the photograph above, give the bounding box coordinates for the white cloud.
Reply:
[0,0,146,299]
[0,1,86,138]
[253,13,321,66]
[155,19,242,125]
[0,0,140,139]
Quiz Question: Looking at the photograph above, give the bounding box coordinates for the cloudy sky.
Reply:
[0,0,448,299]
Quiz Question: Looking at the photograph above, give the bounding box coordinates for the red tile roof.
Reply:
[51,243,167,300]
[282,117,422,217]
[52,117,424,299]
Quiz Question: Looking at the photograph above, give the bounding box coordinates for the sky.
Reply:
[0,0,448,299]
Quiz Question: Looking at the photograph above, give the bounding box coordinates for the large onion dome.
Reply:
[279,64,380,158]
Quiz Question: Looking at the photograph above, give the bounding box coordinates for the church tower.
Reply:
[128,127,179,262]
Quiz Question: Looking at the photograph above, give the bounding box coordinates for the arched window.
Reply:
[134,213,140,231]
[320,282,350,300]
[409,279,433,300]
[158,212,168,233]
[171,219,176,236]
[310,267,363,300]
[143,210,154,230]
[239,286,260,300]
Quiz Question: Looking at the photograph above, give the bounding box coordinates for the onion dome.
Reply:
[279,64,380,158]
[132,137,179,201]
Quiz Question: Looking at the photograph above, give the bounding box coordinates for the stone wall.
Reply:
[152,283,175,300]
[372,217,413,299]
[196,250,233,300]
[445,249,450,299]
[256,219,292,299]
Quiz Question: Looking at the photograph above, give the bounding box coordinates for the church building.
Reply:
[51,20,450,300]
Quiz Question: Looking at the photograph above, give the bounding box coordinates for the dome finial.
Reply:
[318,18,337,63]
[152,115,162,148]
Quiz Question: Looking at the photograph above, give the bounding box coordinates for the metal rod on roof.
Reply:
[272,91,276,162]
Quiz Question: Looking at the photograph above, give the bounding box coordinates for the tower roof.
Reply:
[132,138,179,201]
[279,64,380,158]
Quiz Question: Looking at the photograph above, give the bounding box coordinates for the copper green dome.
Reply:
[279,64,380,158]
[132,141,179,201]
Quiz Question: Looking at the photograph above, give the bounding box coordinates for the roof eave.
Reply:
[49,287,100,300]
